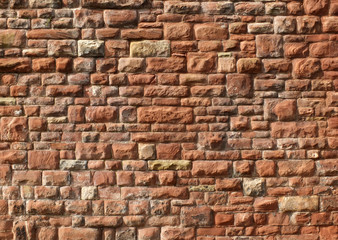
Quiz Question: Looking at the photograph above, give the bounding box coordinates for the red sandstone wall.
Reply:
[0,0,337,239]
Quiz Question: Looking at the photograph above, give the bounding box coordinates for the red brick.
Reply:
[226,74,252,97]
[85,106,117,123]
[187,52,217,73]
[215,213,234,225]
[138,107,193,124]
[146,56,186,73]
[138,227,160,240]
[46,85,82,97]
[194,23,227,40]
[256,35,283,57]
[192,161,231,177]
[278,160,315,176]
[216,179,242,191]
[28,151,59,170]
[273,100,297,121]
[254,197,278,211]
[0,58,31,73]
[32,58,55,72]
[121,29,162,40]
[304,0,329,15]
[181,206,213,226]
[271,122,317,138]
[0,150,26,164]
[156,143,181,160]
[237,58,261,73]
[104,10,137,27]
[68,106,85,123]
[0,117,28,142]
[256,160,276,177]
[164,23,192,40]
[161,227,195,240]
[75,143,111,160]
[112,143,138,160]
[58,227,99,240]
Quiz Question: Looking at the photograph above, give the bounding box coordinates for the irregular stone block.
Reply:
[130,40,170,58]
[279,196,319,211]
[78,40,104,57]
[148,160,191,170]
[82,0,145,8]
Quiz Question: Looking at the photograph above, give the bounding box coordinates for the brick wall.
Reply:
[0,0,337,239]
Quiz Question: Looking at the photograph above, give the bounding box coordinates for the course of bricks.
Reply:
[0,0,337,239]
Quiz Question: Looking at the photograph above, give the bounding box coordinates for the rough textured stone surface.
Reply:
[148,160,191,170]
[279,196,319,212]
[256,35,283,57]
[0,117,28,141]
[0,30,25,48]
[0,1,335,239]
[78,40,104,57]
[138,107,193,124]
[243,178,265,196]
[130,40,170,58]
[181,206,213,226]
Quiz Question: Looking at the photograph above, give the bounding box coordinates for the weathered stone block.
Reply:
[78,40,104,57]
[279,196,319,211]
[130,41,170,58]
[148,160,191,170]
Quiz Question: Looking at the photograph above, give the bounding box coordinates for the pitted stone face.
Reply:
[82,0,145,8]
[78,40,104,57]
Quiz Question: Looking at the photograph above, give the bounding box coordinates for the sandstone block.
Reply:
[78,40,104,57]
[81,186,97,200]
[48,40,77,57]
[130,40,170,58]
[29,0,61,8]
[243,178,265,196]
[0,30,25,48]
[218,57,236,73]
[274,16,296,33]
[60,160,87,170]
[279,196,319,211]
[138,144,155,160]
[148,160,191,171]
